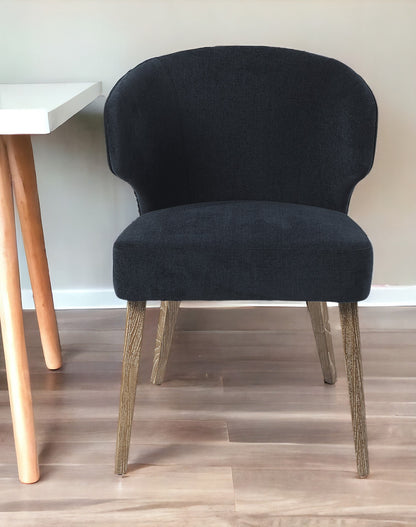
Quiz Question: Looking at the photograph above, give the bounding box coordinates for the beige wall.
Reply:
[1,0,416,304]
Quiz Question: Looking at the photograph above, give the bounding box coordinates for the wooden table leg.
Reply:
[5,135,62,370]
[0,137,39,484]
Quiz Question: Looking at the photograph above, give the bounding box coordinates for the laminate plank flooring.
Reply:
[0,306,416,525]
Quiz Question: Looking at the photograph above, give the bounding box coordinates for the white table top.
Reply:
[0,82,102,134]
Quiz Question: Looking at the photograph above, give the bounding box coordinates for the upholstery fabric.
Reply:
[105,46,377,302]
[113,201,373,302]
[105,46,377,214]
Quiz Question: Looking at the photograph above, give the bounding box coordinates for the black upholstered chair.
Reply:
[104,46,377,478]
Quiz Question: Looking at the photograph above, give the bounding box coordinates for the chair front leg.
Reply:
[151,300,180,385]
[115,300,146,475]
[307,301,337,384]
[339,302,369,478]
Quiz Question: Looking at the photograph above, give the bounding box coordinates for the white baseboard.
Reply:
[358,285,416,307]
[20,285,416,310]
[21,289,128,310]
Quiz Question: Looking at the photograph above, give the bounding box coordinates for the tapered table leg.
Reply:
[0,137,39,484]
[5,135,62,370]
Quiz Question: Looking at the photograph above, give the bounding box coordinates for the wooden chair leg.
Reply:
[0,137,39,484]
[307,301,337,384]
[5,135,62,371]
[151,301,180,385]
[339,302,369,478]
[115,300,146,475]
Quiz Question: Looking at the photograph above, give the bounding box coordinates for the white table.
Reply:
[0,82,101,483]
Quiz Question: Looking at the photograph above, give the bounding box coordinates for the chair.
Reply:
[104,46,377,479]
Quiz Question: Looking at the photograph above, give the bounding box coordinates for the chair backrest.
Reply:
[105,46,377,214]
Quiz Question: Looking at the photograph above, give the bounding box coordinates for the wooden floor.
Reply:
[0,306,416,526]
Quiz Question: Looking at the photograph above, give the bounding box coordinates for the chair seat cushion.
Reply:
[113,201,373,302]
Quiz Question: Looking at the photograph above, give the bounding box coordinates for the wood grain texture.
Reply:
[115,301,146,475]
[1,306,416,524]
[339,302,369,478]
[151,300,180,385]
[232,467,416,516]
[307,301,337,384]
[0,136,39,484]
[4,134,62,371]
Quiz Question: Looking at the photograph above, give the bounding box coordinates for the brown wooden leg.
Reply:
[5,135,62,370]
[339,302,369,478]
[307,301,337,384]
[115,301,146,475]
[0,137,39,484]
[151,301,181,385]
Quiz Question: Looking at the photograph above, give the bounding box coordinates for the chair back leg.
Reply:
[115,300,146,475]
[339,302,369,478]
[151,301,181,385]
[307,301,337,384]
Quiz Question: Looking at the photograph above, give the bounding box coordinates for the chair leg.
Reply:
[151,301,180,385]
[339,302,369,478]
[307,301,337,384]
[115,300,146,475]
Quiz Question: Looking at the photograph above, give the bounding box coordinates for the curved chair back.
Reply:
[105,46,377,214]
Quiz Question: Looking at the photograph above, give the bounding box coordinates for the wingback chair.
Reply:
[104,46,377,479]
